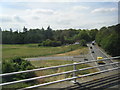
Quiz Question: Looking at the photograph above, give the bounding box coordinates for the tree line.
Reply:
[2,24,120,56]
[2,26,98,45]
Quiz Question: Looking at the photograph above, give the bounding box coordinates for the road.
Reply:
[88,43,118,71]
[87,43,108,71]
[94,45,118,68]
[25,43,118,71]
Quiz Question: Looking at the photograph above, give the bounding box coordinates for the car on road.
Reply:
[84,58,88,61]
[97,57,105,64]
[91,51,94,53]
[92,43,94,45]
[92,41,95,45]
[97,57,103,60]
[90,47,92,49]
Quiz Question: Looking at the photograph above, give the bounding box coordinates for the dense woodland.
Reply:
[95,24,120,56]
[1,24,120,56]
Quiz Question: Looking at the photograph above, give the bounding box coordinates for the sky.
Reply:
[0,0,118,31]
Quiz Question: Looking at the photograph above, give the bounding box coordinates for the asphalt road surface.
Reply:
[88,43,118,71]
[87,43,108,71]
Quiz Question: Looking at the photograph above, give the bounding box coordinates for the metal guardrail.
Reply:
[22,67,119,90]
[0,56,120,89]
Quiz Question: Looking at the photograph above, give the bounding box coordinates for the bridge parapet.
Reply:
[0,56,120,89]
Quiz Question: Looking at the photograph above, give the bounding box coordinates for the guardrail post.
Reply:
[71,62,78,84]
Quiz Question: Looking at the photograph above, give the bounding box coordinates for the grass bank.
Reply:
[30,60,97,84]
[52,47,88,56]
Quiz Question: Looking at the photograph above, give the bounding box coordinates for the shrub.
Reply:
[79,39,87,46]
[2,57,36,83]
[38,39,62,47]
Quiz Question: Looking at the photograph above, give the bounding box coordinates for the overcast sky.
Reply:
[0,1,118,31]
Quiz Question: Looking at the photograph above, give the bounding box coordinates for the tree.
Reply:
[38,39,61,47]
[0,27,1,31]
[75,30,90,42]
[79,39,87,46]
[95,24,120,56]
[88,29,98,41]
[23,26,27,32]
[10,28,13,32]
[45,26,53,40]
[41,27,45,31]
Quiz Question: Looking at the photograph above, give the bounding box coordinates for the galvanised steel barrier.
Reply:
[0,56,120,89]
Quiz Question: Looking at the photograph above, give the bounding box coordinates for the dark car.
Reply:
[84,58,88,61]
[91,51,94,53]
[90,47,92,49]
[92,43,94,45]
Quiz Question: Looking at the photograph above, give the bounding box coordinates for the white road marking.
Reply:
[96,45,109,58]
[87,44,100,71]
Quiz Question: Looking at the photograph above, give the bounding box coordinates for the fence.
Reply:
[0,56,120,89]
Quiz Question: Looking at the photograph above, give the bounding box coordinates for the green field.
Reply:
[2,44,84,60]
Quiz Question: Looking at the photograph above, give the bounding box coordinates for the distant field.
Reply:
[2,44,87,60]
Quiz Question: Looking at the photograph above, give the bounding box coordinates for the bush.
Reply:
[79,39,87,46]
[2,57,36,83]
[38,39,62,47]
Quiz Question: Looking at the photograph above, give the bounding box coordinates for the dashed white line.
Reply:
[87,44,100,71]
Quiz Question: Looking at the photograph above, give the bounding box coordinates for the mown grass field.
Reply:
[30,60,97,84]
[2,44,87,60]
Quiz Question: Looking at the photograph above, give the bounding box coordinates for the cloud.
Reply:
[72,6,89,11]
[32,16,40,20]
[26,9,55,15]
[56,19,72,25]
[91,8,118,13]
[14,15,25,22]
[0,15,13,23]
[0,15,25,23]
[0,0,119,2]
[0,2,118,30]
